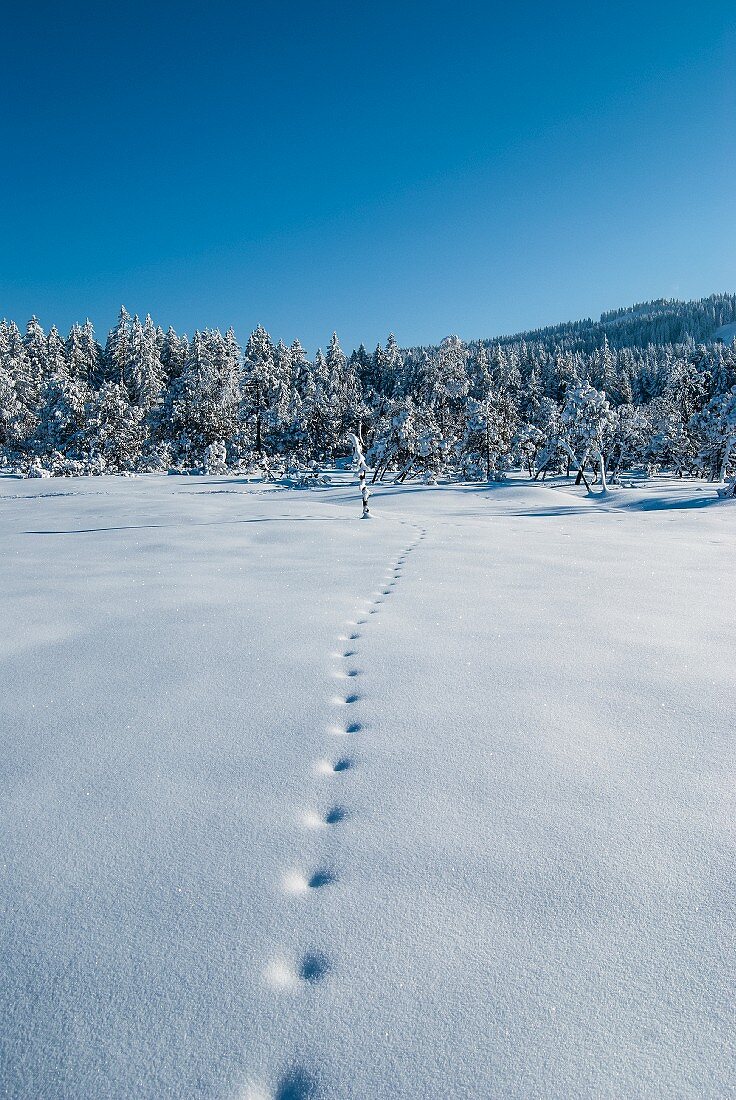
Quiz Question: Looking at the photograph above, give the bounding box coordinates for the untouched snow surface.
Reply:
[0,473,733,1099]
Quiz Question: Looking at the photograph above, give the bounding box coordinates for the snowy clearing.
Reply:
[0,473,733,1100]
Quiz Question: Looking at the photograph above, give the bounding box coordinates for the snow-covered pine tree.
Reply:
[690,387,736,482]
[435,336,469,440]
[23,316,48,392]
[461,388,517,481]
[5,321,39,449]
[127,314,165,414]
[382,334,404,398]
[0,322,22,453]
[46,326,69,380]
[161,327,188,388]
[83,382,144,471]
[561,381,615,492]
[66,320,102,388]
[34,372,90,466]
[240,325,276,455]
[104,306,132,388]
[172,329,240,465]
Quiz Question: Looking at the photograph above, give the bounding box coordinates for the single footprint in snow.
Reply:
[275,1066,321,1100]
[331,693,362,707]
[298,951,331,983]
[314,756,356,775]
[324,805,349,824]
[333,757,355,772]
[283,868,338,892]
[308,869,337,889]
[333,669,360,682]
[302,804,348,829]
[329,720,364,736]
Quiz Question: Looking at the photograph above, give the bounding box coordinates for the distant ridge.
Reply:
[478,292,736,354]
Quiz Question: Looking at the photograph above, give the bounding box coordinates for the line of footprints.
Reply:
[261,523,427,1100]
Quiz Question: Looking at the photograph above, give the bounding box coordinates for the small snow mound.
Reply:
[282,871,309,894]
[263,958,298,990]
[301,810,325,830]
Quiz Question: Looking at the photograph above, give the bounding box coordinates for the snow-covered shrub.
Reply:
[561,382,616,491]
[690,387,736,482]
[204,440,227,474]
[83,383,144,472]
[460,392,517,481]
[137,444,172,474]
[25,456,51,478]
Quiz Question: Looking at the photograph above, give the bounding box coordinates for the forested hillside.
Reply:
[1,295,735,486]
[490,293,736,351]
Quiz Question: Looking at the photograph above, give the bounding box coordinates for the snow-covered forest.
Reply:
[2,293,736,487]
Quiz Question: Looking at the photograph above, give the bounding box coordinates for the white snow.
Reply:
[0,473,733,1099]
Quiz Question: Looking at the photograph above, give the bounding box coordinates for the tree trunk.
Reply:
[350,434,371,518]
[596,448,609,493]
[718,441,734,483]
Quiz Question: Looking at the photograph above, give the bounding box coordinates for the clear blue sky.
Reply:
[1,0,734,352]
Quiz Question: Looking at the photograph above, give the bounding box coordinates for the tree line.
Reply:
[1,298,735,489]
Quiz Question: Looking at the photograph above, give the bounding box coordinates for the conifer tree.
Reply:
[104,306,132,388]
[241,325,275,454]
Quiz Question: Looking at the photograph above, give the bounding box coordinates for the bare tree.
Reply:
[350,433,371,518]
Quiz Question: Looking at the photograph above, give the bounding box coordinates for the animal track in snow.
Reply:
[331,692,362,706]
[282,867,337,893]
[263,950,329,994]
[332,756,355,772]
[324,806,348,824]
[266,527,424,1095]
[301,805,348,829]
[314,756,356,776]
[332,670,361,685]
[307,869,337,889]
[328,720,364,737]
[298,951,330,983]
[274,1066,321,1100]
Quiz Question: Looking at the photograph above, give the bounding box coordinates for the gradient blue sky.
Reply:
[1,1,734,352]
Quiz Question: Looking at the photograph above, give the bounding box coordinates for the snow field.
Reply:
[0,472,733,1099]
